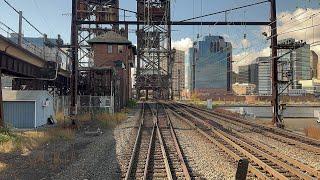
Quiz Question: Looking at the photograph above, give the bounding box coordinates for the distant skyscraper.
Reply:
[249,63,259,90]
[172,50,185,98]
[238,65,250,83]
[257,57,272,95]
[237,63,259,92]
[278,38,311,89]
[193,35,232,93]
[185,47,195,92]
[310,50,318,79]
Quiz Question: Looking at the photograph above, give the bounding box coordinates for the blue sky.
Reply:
[0,0,319,60]
[0,0,318,41]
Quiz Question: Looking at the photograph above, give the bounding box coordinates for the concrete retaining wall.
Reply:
[220,105,320,118]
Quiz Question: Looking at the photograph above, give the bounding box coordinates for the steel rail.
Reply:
[124,103,145,180]
[156,122,174,180]
[180,105,320,178]
[186,103,320,145]
[174,104,320,179]
[171,105,288,179]
[143,123,156,180]
[167,108,270,179]
[180,103,320,153]
[161,104,192,180]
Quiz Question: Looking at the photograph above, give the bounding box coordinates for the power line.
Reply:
[179,0,269,22]
[3,0,43,36]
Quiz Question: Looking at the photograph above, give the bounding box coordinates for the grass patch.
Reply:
[0,127,75,153]
[96,112,128,128]
[304,125,320,140]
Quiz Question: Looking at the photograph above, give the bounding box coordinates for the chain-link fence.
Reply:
[54,95,114,115]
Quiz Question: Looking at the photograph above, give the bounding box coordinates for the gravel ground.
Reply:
[241,131,320,170]
[48,108,141,180]
[169,111,237,179]
[52,128,121,180]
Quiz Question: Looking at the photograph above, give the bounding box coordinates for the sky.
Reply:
[0,0,320,71]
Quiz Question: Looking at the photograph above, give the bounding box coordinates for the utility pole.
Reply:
[270,0,282,128]
[70,0,78,123]
[18,11,23,46]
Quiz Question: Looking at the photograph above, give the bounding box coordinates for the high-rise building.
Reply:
[238,65,250,84]
[257,57,272,95]
[172,50,185,99]
[237,63,259,92]
[310,50,319,79]
[193,35,232,93]
[249,63,259,89]
[185,47,195,93]
[278,38,311,89]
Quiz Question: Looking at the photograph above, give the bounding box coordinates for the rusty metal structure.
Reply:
[136,0,173,100]
[75,0,120,68]
[70,0,123,115]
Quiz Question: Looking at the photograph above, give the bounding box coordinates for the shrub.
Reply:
[96,112,127,128]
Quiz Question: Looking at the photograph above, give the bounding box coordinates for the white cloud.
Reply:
[172,38,193,52]
[263,8,320,55]
[233,8,320,72]
[233,47,270,73]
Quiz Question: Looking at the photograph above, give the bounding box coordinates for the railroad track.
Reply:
[178,103,320,154]
[124,102,191,180]
[167,103,320,180]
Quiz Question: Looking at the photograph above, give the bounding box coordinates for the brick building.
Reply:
[87,31,136,107]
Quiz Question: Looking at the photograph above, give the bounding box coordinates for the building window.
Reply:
[107,45,113,54]
[118,45,124,53]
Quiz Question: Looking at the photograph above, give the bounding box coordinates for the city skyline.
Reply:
[1,1,320,72]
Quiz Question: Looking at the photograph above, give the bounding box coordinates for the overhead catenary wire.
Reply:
[190,0,311,68]
[179,0,269,22]
[2,0,72,59]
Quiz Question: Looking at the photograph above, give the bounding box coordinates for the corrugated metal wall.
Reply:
[4,101,36,128]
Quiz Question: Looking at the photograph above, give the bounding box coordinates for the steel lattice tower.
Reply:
[136,0,173,100]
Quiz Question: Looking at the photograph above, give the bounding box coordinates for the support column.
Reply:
[70,0,78,121]
[270,0,281,127]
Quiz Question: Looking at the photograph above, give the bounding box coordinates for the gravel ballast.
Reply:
[169,111,237,179]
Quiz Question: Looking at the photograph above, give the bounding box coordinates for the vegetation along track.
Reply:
[124,102,191,180]
[167,103,320,180]
[178,103,320,154]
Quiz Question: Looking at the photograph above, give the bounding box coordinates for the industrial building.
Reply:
[232,83,256,95]
[190,35,232,94]
[172,50,185,99]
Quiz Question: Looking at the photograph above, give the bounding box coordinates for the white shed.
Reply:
[3,90,55,129]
